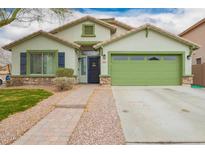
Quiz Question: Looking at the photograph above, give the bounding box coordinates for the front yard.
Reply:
[0,89,52,121]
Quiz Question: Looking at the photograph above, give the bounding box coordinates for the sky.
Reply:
[1,8,205,46]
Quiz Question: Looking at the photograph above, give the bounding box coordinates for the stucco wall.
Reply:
[54,21,111,42]
[180,24,205,65]
[101,29,191,76]
[111,25,128,38]
[11,35,78,75]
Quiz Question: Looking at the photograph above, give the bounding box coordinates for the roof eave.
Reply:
[2,30,43,50]
[42,32,80,49]
[49,15,117,34]
[2,30,80,50]
[94,24,200,50]
[109,20,134,30]
[100,18,134,30]
[191,45,200,50]
[179,18,205,36]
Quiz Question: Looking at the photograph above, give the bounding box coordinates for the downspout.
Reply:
[189,46,195,56]
[75,48,80,82]
[145,26,149,38]
[99,47,103,76]
[75,49,80,57]
[99,47,103,56]
[95,46,107,76]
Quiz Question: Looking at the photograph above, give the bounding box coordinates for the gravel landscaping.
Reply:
[68,86,125,145]
[0,85,79,145]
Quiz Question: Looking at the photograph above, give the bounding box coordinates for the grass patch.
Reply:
[0,89,53,121]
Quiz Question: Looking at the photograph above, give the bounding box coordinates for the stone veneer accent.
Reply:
[9,76,77,86]
[100,75,111,85]
[182,76,193,85]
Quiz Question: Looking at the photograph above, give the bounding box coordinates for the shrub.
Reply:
[52,77,74,91]
[56,68,74,77]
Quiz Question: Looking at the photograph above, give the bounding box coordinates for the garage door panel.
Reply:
[114,74,180,80]
[112,78,180,86]
[111,70,180,76]
[111,54,181,86]
[112,62,178,67]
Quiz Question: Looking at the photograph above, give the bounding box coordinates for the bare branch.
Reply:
[0,8,72,28]
[0,8,21,27]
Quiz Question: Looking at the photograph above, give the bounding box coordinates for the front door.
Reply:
[88,57,100,83]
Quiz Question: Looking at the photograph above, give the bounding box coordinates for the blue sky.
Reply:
[0,8,205,46]
[76,8,179,15]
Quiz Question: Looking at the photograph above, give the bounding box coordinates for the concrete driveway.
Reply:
[112,86,205,144]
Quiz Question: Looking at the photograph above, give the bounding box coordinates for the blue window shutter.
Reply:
[58,52,65,68]
[20,53,27,75]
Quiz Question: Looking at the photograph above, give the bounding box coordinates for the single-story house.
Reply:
[2,15,199,86]
[179,18,205,65]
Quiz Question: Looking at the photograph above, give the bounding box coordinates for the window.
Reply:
[130,56,144,60]
[30,53,42,74]
[147,56,161,61]
[164,56,177,60]
[196,58,202,64]
[43,53,55,74]
[112,56,129,61]
[82,24,95,37]
[30,52,56,75]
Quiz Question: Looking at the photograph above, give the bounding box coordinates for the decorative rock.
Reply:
[100,76,111,85]
[10,76,77,86]
[182,76,193,85]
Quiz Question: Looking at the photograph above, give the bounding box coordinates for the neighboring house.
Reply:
[0,64,11,85]
[2,15,199,86]
[179,18,205,65]
[0,48,11,85]
[0,47,11,66]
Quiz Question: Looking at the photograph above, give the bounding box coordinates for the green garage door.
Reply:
[110,54,182,86]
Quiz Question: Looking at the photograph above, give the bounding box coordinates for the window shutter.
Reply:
[58,52,65,68]
[20,53,27,75]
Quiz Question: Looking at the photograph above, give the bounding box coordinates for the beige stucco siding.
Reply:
[54,21,111,42]
[181,24,205,65]
[11,35,78,75]
[111,25,128,38]
[101,29,191,76]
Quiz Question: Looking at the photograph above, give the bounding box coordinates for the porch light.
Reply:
[103,54,106,60]
[187,55,191,60]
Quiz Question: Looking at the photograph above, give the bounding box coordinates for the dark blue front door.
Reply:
[88,57,100,83]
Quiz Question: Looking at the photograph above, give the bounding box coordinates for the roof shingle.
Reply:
[2,30,80,50]
[94,24,200,50]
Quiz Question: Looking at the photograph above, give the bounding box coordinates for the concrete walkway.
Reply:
[13,85,97,145]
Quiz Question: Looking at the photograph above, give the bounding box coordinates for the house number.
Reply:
[92,63,96,67]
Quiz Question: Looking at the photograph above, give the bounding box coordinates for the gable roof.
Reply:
[49,15,117,34]
[2,30,80,50]
[94,24,200,50]
[100,18,134,30]
[179,18,205,36]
